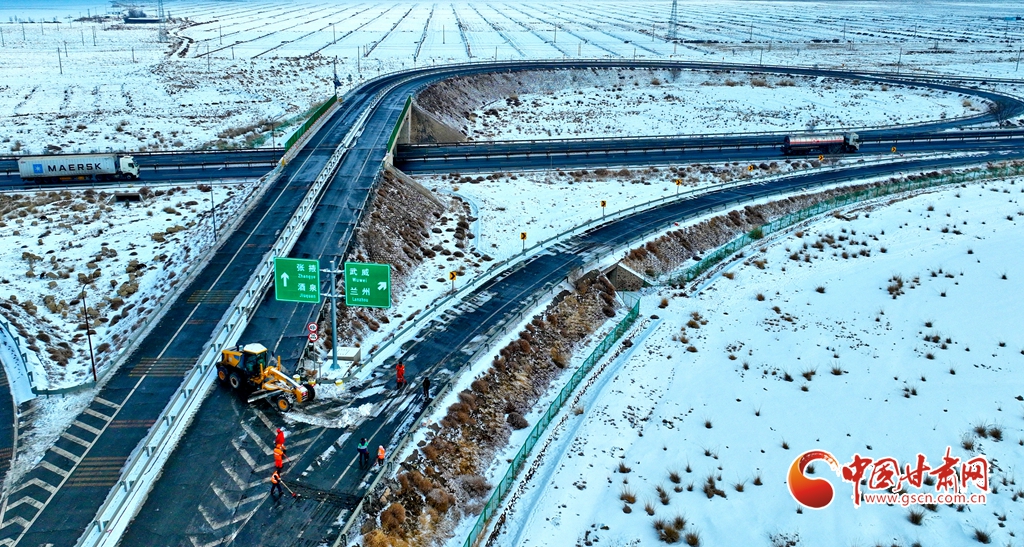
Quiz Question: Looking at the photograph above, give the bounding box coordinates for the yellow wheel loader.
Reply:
[217,343,315,412]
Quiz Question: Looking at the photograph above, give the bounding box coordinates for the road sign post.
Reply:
[520,232,527,253]
[675,178,682,195]
[274,258,320,303]
[449,270,457,294]
[344,262,391,308]
[600,200,607,217]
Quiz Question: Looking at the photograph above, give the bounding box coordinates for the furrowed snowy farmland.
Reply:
[0,2,1022,547]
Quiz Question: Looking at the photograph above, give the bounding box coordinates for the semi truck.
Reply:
[17,154,140,182]
[782,133,860,155]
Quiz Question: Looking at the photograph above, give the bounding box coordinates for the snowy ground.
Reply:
[464,71,981,140]
[1,1,1024,153]
[0,179,258,390]
[488,179,1024,547]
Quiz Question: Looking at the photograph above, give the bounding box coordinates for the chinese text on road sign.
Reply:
[344,262,391,308]
[274,258,320,303]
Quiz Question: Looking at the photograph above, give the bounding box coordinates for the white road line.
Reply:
[71,420,102,436]
[60,433,91,449]
[4,376,145,547]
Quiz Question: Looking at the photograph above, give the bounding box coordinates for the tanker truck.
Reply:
[17,154,140,182]
[781,133,860,155]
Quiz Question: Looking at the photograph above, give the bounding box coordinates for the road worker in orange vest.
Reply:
[274,444,285,470]
[376,445,386,467]
[270,470,283,498]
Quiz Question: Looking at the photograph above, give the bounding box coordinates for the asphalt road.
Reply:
[119,148,1024,547]
[0,89,361,547]
[2,60,1021,547]
[396,136,1024,174]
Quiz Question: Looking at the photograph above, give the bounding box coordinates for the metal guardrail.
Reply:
[76,111,364,547]
[333,276,572,547]
[461,298,640,547]
[57,58,1024,546]
[668,161,1024,286]
[451,160,1024,547]
[78,63,419,547]
[7,172,274,399]
[358,151,933,369]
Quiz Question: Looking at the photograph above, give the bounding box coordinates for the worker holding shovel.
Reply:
[270,470,283,498]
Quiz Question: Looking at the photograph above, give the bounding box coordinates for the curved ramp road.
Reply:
[0,80,390,547]
[396,135,1024,174]
[0,60,1019,547]
[120,150,1024,547]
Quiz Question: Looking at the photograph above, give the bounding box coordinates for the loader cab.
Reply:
[218,343,270,389]
[236,343,268,376]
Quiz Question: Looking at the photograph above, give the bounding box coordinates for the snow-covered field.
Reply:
[491,179,1024,546]
[0,180,256,390]
[1,1,1024,153]
[464,71,980,140]
[0,1,1022,544]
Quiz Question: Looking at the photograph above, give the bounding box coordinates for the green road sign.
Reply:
[274,257,320,303]
[344,261,391,308]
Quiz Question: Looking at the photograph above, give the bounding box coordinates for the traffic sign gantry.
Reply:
[344,261,391,308]
[274,257,320,303]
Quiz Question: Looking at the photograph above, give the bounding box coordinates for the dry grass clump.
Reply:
[620,181,894,281]
[359,273,619,544]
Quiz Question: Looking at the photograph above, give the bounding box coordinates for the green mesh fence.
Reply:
[462,298,641,547]
[386,96,413,156]
[284,95,338,152]
[667,162,1024,286]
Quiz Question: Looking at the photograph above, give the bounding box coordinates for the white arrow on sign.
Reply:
[377,281,387,291]
[280,272,289,287]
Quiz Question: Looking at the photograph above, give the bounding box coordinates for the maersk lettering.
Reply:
[46,163,103,173]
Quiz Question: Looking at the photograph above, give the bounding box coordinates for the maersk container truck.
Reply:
[17,154,140,182]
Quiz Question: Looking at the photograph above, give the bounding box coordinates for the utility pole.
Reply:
[1016,47,1021,72]
[327,260,340,370]
[22,23,26,41]
[92,27,96,46]
[81,285,98,382]
[748,23,753,41]
[219,25,222,45]
[1,27,4,47]
[64,41,68,57]
[208,186,217,236]
[333,23,336,44]
[80,28,84,45]
[843,22,846,42]
[231,46,234,60]
[357,47,360,72]
[57,47,62,74]
[554,25,557,44]
[132,46,135,63]
[207,44,211,72]
[442,25,445,44]
[896,46,902,76]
